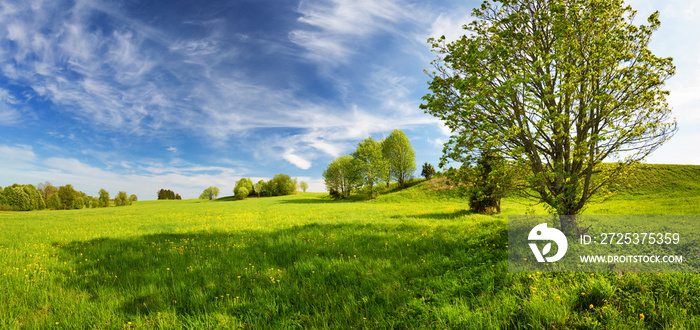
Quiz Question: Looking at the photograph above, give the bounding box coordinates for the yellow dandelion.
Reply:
[589,304,594,309]
[639,313,645,320]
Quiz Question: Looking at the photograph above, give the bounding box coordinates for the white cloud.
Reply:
[290,0,414,64]
[283,151,312,170]
[0,144,37,163]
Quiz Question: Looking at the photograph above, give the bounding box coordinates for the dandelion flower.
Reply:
[639,314,645,320]
[589,304,594,309]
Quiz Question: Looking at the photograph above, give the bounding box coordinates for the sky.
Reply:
[0,0,698,200]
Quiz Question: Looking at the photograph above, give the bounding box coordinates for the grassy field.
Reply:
[1,164,700,329]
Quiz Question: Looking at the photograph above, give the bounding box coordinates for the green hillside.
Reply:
[0,164,699,328]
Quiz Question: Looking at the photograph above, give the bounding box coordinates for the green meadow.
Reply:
[2,164,700,329]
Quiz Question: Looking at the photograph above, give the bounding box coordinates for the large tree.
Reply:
[381,129,417,188]
[421,0,676,230]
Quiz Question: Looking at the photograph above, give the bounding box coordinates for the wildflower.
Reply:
[589,304,594,309]
[639,314,645,320]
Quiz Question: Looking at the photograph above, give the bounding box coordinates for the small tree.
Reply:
[129,194,138,202]
[114,191,131,206]
[268,174,296,196]
[234,178,253,200]
[98,189,110,207]
[299,181,309,192]
[353,137,387,200]
[199,186,220,200]
[422,162,436,179]
[323,155,361,198]
[382,129,417,188]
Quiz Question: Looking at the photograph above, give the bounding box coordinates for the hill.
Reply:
[0,164,699,328]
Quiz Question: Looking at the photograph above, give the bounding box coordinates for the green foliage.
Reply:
[299,181,308,193]
[37,182,57,202]
[57,184,82,209]
[98,189,110,207]
[234,179,253,200]
[421,0,676,218]
[2,165,700,328]
[11,186,32,211]
[47,193,61,210]
[323,155,361,198]
[352,137,388,200]
[467,150,512,215]
[114,191,131,207]
[381,129,417,187]
[267,174,296,197]
[199,186,220,200]
[255,180,270,197]
[129,194,138,202]
[157,189,180,200]
[421,162,436,179]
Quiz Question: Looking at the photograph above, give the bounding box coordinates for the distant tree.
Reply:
[422,162,436,179]
[382,129,417,188]
[353,137,388,200]
[234,179,253,200]
[37,182,58,201]
[9,186,31,211]
[268,174,296,196]
[323,155,361,198]
[299,181,309,193]
[157,189,178,200]
[175,194,181,200]
[98,189,110,207]
[255,180,269,197]
[199,186,220,200]
[47,194,61,210]
[129,194,138,202]
[57,184,79,209]
[114,191,130,206]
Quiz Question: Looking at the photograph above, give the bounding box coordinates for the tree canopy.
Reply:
[382,129,417,188]
[421,0,676,223]
[353,137,387,200]
[199,186,220,200]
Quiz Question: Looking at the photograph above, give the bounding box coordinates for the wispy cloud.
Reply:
[290,0,414,64]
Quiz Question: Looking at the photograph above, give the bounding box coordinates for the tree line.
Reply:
[0,182,136,211]
[323,129,416,200]
[198,174,309,201]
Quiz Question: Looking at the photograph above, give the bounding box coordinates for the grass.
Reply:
[1,164,700,328]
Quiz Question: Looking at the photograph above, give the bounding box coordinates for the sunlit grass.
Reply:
[2,165,700,328]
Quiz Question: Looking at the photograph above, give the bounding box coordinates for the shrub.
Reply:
[129,194,138,202]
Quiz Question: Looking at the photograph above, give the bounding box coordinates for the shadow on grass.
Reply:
[391,209,474,220]
[53,220,510,327]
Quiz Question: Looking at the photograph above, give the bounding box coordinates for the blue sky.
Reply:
[0,0,698,200]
